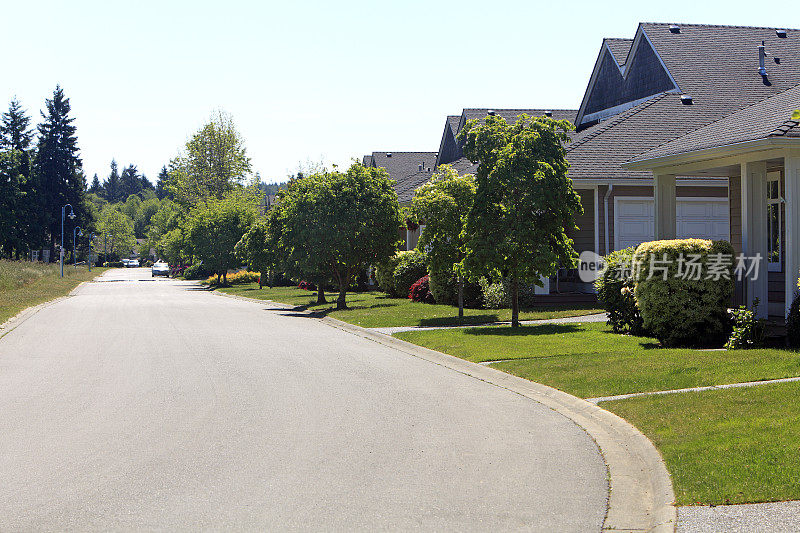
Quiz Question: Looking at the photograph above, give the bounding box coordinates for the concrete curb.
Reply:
[209,290,676,531]
[0,280,94,341]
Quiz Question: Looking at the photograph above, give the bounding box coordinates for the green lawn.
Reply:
[214,283,602,328]
[0,260,108,325]
[394,322,800,398]
[602,382,800,505]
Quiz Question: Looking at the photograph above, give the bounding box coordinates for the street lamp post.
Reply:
[88,233,95,271]
[73,226,82,267]
[60,204,76,278]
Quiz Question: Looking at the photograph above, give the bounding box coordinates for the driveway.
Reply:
[0,269,608,531]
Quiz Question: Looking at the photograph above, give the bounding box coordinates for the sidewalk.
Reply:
[369,312,607,335]
[678,501,800,532]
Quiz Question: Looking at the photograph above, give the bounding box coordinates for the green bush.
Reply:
[725,299,766,350]
[375,252,403,295]
[183,263,212,280]
[595,246,645,335]
[479,277,508,309]
[392,249,427,298]
[103,261,125,268]
[633,239,734,347]
[787,290,800,348]
[429,267,483,308]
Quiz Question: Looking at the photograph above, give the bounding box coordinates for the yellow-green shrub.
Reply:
[203,270,260,285]
[633,239,734,347]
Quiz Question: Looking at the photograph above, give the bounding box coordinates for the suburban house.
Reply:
[365,22,800,315]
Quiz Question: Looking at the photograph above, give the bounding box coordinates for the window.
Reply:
[767,172,782,271]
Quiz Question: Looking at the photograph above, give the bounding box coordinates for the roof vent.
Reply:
[777,29,788,38]
[669,24,681,34]
[759,41,768,76]
[427,167,431,172]
[386,152,392,157]
[544,110,553,117]
[487,109,496,116]
[680,94,693,105]
[418,164,423,172]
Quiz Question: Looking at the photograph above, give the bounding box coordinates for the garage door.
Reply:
[614,197,729,250]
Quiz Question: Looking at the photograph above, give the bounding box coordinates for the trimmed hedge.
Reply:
[595,246,645,335]
[633,239,734,347]
[375,252,403,295]
[183,263,212,280]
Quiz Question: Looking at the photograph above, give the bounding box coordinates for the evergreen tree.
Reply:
[89,173,102,195]
[139,174,154,193]
[105,160,121,203]
[120,164,142,199]
[32,85,86,255]
[0,97,34,151]
[155,166,169,199]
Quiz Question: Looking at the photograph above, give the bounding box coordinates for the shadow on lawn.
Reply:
[418,315,500,327]
[464,323,581,336]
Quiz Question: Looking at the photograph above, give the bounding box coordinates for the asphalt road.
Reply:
[0,269,608,531]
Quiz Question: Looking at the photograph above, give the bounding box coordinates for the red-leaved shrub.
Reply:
[409,275,435,303]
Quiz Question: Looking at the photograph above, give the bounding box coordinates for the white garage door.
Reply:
[614,197,729,250]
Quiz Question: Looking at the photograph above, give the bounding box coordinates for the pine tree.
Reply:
[139,174,154,193]
[32,85,85,255]
[105,160,121,203]
[120,164,142,199]
[0,97,34,151]
[155,166,169,199]
[89,173,102,195]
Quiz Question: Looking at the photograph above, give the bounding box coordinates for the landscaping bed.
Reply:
[215,283,602,328]
[0,260,108,325]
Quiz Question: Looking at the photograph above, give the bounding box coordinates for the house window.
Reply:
[767,173,782,272]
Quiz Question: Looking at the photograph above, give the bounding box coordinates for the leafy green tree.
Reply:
[167,110,252,207]
[32,85,88,256]
[185,188,259,284]
[135,197,161,238]
[1,98,34,151]
[97,206,137,259]
[458,114,582,327]
[412,164,476,316]
[235,218,274,289]
[274,163,401,309]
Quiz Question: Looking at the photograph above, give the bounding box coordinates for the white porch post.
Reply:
[741,161,769,318]
[785,155,800,317]
[653,173,677,239]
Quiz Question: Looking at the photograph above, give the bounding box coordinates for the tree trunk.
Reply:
[258,274,263,290]
[317,284,327,304]
[457,276,464,319]
[336,273,349,310]
[223,271,227,285]
[511,275,520,328]
[216,273,221,285]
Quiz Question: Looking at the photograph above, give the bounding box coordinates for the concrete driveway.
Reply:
[0,268,608,531]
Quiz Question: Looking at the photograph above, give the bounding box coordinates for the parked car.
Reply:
[126,259,140,268]
[121,259,131,267]
[152,261,170,277]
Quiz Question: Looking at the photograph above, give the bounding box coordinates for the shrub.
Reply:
[409,275,435,303]
[595,246,645,335]
[633,239,734,347]
[725,299,766,349]
[375,252,404,295]
[392,249,427,299]
[480,277,508,309]
[298,280,317,291]
[183,263,212,280]
[428,268,483,308]
[227,270,260,285]
[103,261,125,268]
[787,290,800,348]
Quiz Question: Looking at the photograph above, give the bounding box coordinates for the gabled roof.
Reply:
[629,83,800,163]
[604,38,633,66]
[367,151,437,181]
[395,170,434,204]
[459,108,577,134]
[576,23,800,129]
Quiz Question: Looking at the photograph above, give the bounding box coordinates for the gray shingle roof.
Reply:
[630,84,800,162]
[460,108,577,134]
[396,170,434,204]
[368,151,437,181]
[604,38,633,66]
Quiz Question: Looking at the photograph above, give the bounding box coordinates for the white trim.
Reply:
[593,186,600,256]
[582,94,677,125]
[767,171,783,272]
[625,138,800,171]
[613,196,730,251]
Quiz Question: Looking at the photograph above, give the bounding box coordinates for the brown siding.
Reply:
[568,189,596,254]
[729,176,742,255]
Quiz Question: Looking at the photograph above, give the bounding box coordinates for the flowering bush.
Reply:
[725,299,766,350]
[298,280,317,291]
[409,275,435,303]
[227,271,260,285]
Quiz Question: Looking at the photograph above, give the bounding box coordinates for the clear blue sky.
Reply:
[4,0,797,183]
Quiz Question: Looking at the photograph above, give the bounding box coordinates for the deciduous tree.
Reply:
[458,114,582,327]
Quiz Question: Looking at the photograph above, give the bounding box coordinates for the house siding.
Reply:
[567,189,596,254]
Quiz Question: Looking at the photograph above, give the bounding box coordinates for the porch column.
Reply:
[785,155,800,317]
[741,161,768,318]
[653,173,676,239]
